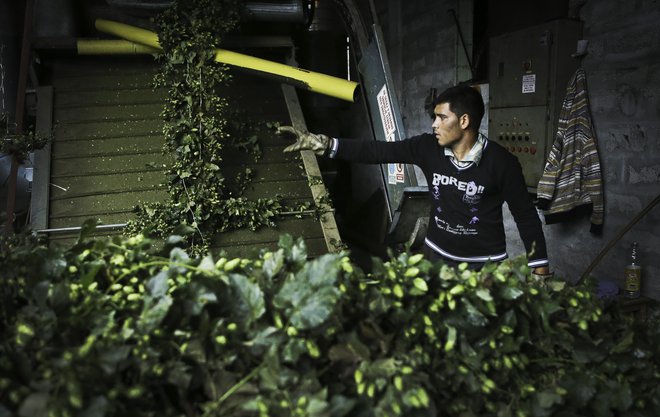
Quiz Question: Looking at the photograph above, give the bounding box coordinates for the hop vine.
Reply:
[128,0,282,253]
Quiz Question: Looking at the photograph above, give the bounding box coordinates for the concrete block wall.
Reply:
[376,0,458,137]
[571,0,660,298]
[377,0,660,299]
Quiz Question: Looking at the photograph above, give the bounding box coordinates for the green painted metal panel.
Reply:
[52,135,165,157]
[55,88,168,107]
[47,57,167,231]
[54,103,164,123]
[49,170,166,199]
[211,217,323,245]
[43,55,333,258]
[54,119,163,140]
[51,152,171,176]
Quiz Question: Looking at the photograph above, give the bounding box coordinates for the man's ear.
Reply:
[459,113,470,130]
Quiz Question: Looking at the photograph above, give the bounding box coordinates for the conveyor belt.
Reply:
[32,54,341,257]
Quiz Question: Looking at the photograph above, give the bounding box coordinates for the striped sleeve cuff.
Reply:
[528,258,549,268]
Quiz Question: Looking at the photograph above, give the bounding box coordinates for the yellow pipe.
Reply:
[77,39,160,55]
[95,19,359,102]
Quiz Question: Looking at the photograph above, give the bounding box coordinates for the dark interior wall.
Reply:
[376,0,660,299]
[486,0,569,37]
[375,0,458,137]
[566,0,660,297]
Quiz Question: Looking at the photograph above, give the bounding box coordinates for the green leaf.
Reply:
[262,249,284,279]
[548,280,566,292]
[98,345,131,374]
[274,254,342,330]
[278,234,307,265]
[367,358,399,378]
[49,282,70,308]
[500,285,523,300]
[146,270,169,298]
[198,255,215,273]
[571,337,607,363]
[327,395,357,417]
[229,273,265,328]
[18,392,49,417]
[561,372,597,408]
[590,392,614,417]
[78,218,100,243]
[31,281,50,307]
[169,247,190,263]
[464,299,488,326]
[328,331,371,363]
[185,282,218,316]
[79,396,109,417]
[167,361,193,389]
[283,338,307,363]
[475,288,493,302]
[138,296,173,333]
[445,325,457,351]
[42,251,66,278]
[245,326,283,354]
[290,286,341,330]
[412,277,428,292]
[612,380,633,411]
[536,390,563,408]
[80,259,105,288]
[611,330,634,354]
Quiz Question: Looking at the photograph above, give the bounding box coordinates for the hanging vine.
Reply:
[127,0,282,253]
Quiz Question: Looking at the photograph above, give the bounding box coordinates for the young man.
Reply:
[278,84,551,276]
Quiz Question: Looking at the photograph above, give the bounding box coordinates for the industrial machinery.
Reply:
[4,0,422,260]
[488,19,583,191]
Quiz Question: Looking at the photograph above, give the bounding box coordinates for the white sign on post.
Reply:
[376,85,404,184]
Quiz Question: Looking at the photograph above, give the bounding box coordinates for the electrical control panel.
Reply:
[489,19,582,191]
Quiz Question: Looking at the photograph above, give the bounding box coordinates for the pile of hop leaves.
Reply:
[1,229,659,417]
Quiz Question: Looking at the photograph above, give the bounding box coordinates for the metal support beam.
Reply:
[29,86,53,232]
[282,53,344,253]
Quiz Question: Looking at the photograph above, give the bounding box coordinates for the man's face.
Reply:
[431,102,466,147]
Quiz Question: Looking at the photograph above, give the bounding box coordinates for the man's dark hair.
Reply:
[432,84,485,132]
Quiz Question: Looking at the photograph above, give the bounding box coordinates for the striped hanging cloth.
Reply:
[536,67,604,234]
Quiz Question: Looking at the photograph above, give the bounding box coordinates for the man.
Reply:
[278,84,551,276]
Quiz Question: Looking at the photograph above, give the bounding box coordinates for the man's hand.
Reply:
[277,126,330,156]
[532,266,554,280]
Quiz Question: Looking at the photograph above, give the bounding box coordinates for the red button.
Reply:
[530,147,536,155]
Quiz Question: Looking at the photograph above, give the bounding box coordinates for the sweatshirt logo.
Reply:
[432,173,484,205]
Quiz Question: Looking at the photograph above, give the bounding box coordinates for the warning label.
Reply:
[388,163,405,184]
[377,85,404,184]
[377,85,396,142]
[522,74,536,94]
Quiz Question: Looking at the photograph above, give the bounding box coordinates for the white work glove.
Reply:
[277,125,330,156]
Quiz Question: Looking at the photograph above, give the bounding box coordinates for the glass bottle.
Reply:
[623,242,641,298]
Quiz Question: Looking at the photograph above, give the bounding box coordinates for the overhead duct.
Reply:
[94,18,359,102]
[104,0,312,23]
[76,39,159,54]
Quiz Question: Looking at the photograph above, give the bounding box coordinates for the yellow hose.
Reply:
[77,39,160,55]
[94,19,359,102]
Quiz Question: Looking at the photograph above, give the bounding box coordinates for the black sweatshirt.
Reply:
[329,133,549,268]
